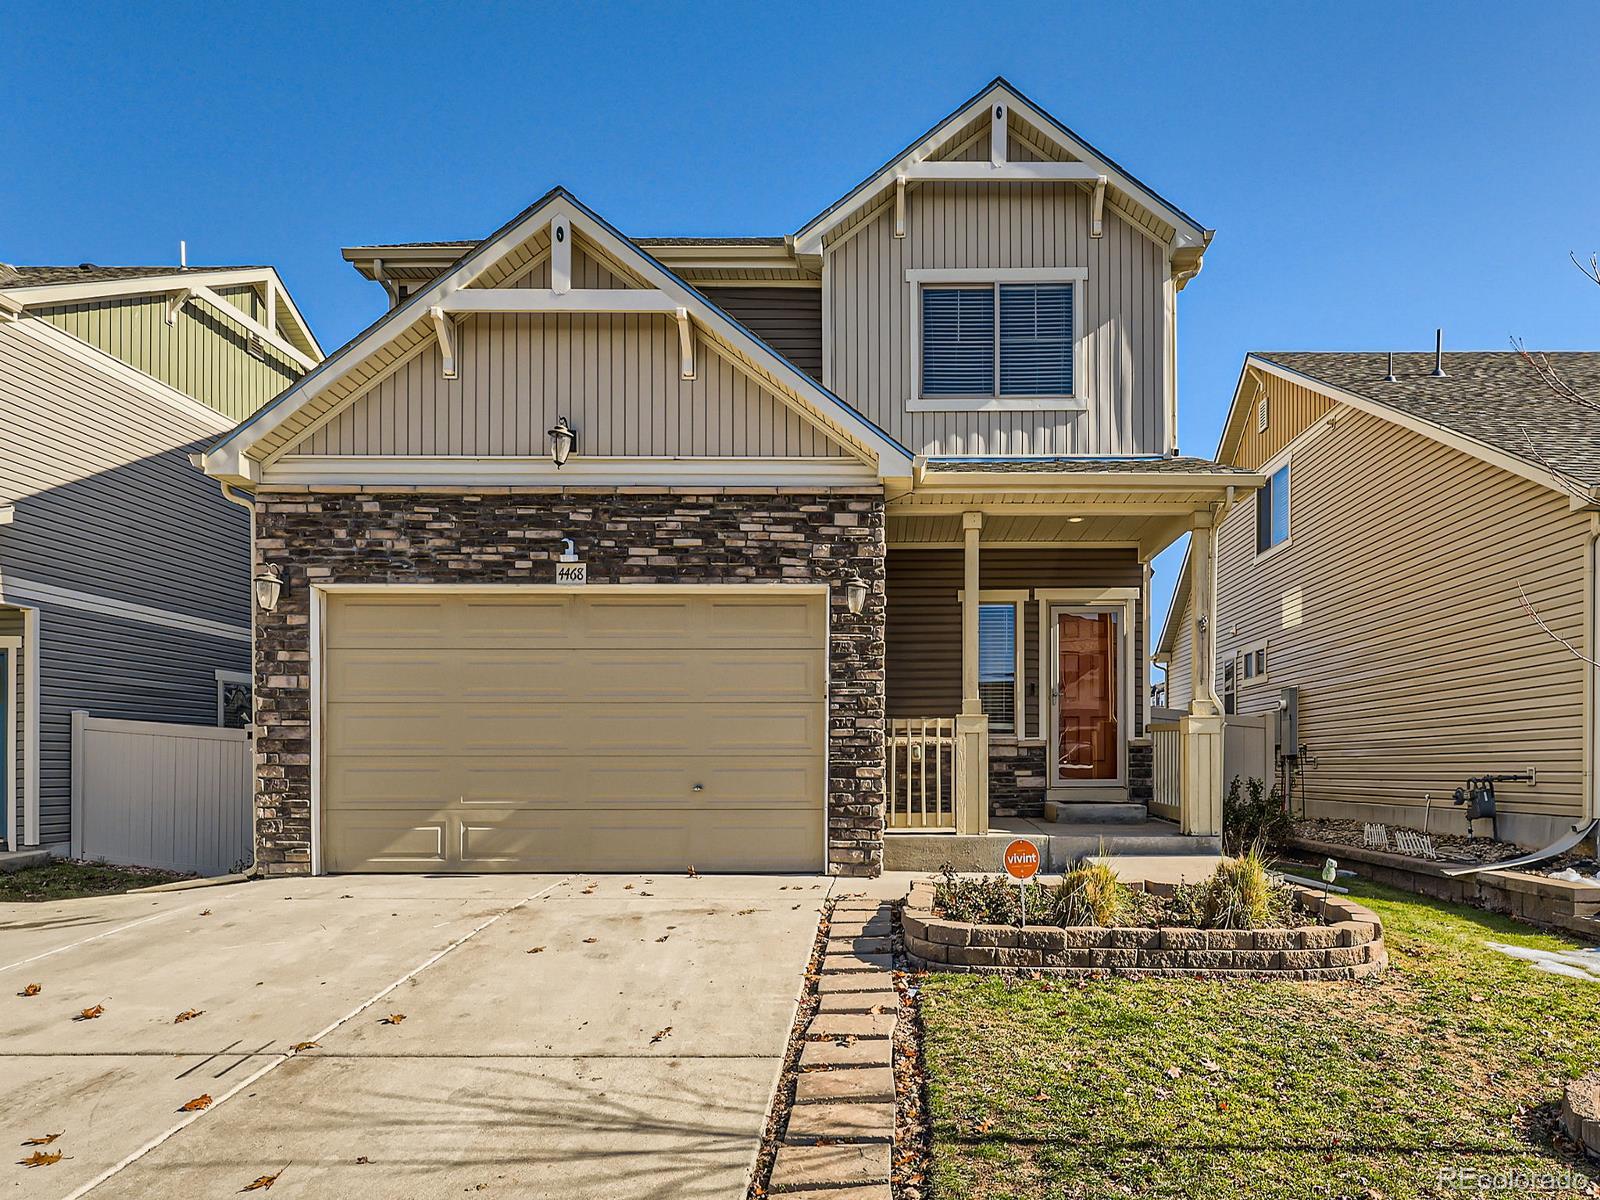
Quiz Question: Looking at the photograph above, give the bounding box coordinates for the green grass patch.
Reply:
[0,860,187,902]
[919,882,1600,1198]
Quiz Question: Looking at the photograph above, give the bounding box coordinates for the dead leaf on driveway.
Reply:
[174,1009,204,1024]
[354,1156,370,1165]
[21,1133,62,1146]
[18,1150,63,1167]
[582,937,597,945]
[526,946,545,954]
[655,935,669,943]
[686,866,698,878]
[651,1026,673,1044]
[735,909,755,916]
[380,1014,406,1025]
[240,1167,284,1191]
[178,1095,213,1112]
[198,909,212,917]
[289,1042,318,1052]
[74,1005,105,1021]
[19,983,41,997]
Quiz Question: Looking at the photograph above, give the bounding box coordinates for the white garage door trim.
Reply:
[308,582,832,875]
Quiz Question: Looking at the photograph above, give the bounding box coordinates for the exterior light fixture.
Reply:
[547,416,577,468]
[844,576,869,616]
[253,564,284,613]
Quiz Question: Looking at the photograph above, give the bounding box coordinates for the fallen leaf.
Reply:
[178,1095,212,1112]
[1200,1059,1221,1073]
[582,937,597,945]
[623,883,634,890]
[380,1013,406,1025]
[21,1133,62,1146]
[241,1167,284,1191]
[1469,993,1486,1003]
[655,934,669,943]
[354,1156,370,1165]
[289,1041,318,1052]
[526,946,546,954]
[686,866,698,878]
[736,908,755,916]
[198,909,212,917]
[18,1151,62,1167]
[174,1009,204,1024]
[1164,1066,1182,1080]
[19,983,41,997]
[75,1004,105,1021]
[1031,1090,1050,1101]
[650,1026,673,1044]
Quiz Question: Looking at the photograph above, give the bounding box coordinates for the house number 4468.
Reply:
[555,561,587,585]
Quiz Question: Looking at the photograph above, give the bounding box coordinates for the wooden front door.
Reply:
[1050,607,1123,785]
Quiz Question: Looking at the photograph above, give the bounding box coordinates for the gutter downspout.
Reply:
[216,475,263,879]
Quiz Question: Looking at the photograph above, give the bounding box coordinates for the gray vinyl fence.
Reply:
[70,712,252,876]
[1223,712,1276,795]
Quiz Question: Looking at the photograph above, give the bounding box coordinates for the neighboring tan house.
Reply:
[0,263,320,854]
[1157,348,1600,848]
[198,78,1257,878]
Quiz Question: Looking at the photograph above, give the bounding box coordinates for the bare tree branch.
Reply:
[1572,251,1600,288]
[1519,582,1600,668]
[1516,424,1594,504]
[1510,336,1600,412]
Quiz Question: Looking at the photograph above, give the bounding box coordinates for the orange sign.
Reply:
[1003,839,1041,881]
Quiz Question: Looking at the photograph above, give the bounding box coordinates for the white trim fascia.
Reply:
[908,397,1087,414]
[7,317,237,433]
[5,607,41,846]
[1242,355,1600,506]
[261,455,879,489]
[911,468,1264,492]
[0,634,17,850]
[0,506,12,526]
[189,285,318,372]
[204,191,915,484]
[0,578,250,644]
[436,288,678,314]
[905,267,1089,286]
[902,162,1104,183]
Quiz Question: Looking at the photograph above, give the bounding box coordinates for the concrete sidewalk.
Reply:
[0,873,828,1198]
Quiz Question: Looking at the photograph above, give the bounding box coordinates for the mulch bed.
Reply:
[892,911,933,1199]
[1294,817,1599,877]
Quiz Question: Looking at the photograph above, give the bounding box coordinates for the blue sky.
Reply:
[6,1,1599,636]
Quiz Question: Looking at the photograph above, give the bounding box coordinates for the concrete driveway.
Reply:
[0,873,829,1198]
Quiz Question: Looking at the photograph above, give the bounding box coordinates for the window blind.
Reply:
[921,287,995,395]
[999,283,1073,396]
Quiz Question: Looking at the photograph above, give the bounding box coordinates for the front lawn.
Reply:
[0,860,187,902]
[919,882,1600,1199]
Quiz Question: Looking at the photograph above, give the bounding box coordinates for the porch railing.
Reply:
[887,717,958,830]
[1149,717,1184,824]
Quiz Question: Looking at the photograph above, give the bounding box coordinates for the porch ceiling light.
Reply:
[844,576,869,616]
[1067,516,1085,523]
[547,416,577,468]
[253,564,285,613]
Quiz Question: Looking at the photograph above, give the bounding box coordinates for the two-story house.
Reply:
[197,79,1257,877]
[0,262,320,857]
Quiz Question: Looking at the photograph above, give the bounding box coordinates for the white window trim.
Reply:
[1253,455,1293,563]
[215,668,251,728]
[0,636,17,851]
[959,588,1029,737]
[906,267,1088,412]
[1036,587,1138,788]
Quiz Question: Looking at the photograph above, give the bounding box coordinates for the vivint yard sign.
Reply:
[1004,838,1041,927]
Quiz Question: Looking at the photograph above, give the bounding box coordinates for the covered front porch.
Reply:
[879,458,1260,869]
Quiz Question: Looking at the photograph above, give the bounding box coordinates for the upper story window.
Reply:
[906,268,1087,412]
[1256,463,1290,554]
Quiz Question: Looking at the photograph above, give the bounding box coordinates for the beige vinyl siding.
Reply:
[826,180,1169,456]
[702,287,823,382]
[37,286,300,420]
[1164,595,1194,710]
[886,547,1145,740]
[1215,404,1591,826]
[1232,372,1337,469]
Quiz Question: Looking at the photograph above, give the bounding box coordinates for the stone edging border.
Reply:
[902,879,1387,979]
[1564,1071,1600,1160]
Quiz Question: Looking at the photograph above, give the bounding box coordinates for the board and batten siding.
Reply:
[37,285,300,421]
[886,547,1145,741]
[1215,401,1592,838]
[826,182,1170,457]
[290,243,850,460]
[0,320,253,846]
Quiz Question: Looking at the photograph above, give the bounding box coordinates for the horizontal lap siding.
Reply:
[1165,597,1194,710]
[701,288,823,382]
[886,548,1144,740]
[827,183,1168,456]
[1216,401,1590,821]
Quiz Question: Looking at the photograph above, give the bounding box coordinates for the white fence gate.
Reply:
[70,712,252,876]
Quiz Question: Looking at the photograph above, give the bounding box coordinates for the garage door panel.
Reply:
[322,591,826,873]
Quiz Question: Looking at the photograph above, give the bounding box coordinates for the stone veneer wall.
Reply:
[989,741,1047,818]
[252,487,887,877]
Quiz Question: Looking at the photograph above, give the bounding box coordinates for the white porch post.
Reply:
[1181,509,1224,837]
[956,512,990,834]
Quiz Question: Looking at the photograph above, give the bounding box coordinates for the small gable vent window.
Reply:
[1257,394,1269,433]
[920,282,1076,398]
[246,332,266,361]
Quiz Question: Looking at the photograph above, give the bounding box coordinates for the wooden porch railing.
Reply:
[1149,717,1183,824]
[887,717,957,830]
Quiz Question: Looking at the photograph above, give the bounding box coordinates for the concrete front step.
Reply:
[769,1143,891,1193]
[1043,800,1148,824]
[0,849,54,875]
[884,827,1222,872]
[794,1064,896,1104]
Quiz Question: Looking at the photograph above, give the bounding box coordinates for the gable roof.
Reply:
[200,186,914,484]
[0,263,265,287]
[790,76,1209,269]
[1226,351,1600,502]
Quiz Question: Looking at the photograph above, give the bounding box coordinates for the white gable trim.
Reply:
[202,190,913,485]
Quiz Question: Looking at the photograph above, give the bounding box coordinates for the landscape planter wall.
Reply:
[1290,836,1600,937]
[902,880,1387,980]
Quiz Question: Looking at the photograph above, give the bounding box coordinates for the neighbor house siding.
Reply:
[1164,594,1194,710]
[701,287,823,382]
[826,183,1169,457]
[0,320,253,844]
[37,286,299,421]
[1215,402,1591,839]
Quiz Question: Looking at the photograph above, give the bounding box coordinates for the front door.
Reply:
[1049,606,1124,786]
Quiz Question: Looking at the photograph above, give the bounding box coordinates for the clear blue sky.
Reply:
[6,1,1599,637]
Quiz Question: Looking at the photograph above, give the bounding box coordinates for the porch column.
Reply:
[1181,508,1224,837]
[955,511,990,834]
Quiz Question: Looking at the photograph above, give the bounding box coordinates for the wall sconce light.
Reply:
[254,564,284,613]
[844,576,869,616]
[547,416,577,468]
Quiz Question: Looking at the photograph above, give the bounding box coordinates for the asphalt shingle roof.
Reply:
[0,264,261,288]
[924,455,1254,475]
[1256,351,1600,489]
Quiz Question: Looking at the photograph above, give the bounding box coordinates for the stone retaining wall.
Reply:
[902,880,1387,979]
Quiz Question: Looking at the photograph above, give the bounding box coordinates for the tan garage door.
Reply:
[321,589,827,873]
